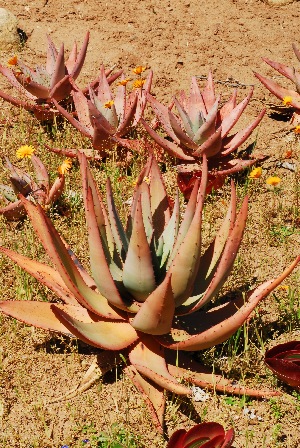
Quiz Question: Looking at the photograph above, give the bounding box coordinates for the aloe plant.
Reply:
[141,73,266,198]
[0,155,66,220]
[50,66,153,159]
[0,153,298,432]
[167,422,234,448]
[0,33,90,121]
[255,44,300,125]
[265,341,300,389]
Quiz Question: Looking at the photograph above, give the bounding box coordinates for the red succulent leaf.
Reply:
[265,341,300,388]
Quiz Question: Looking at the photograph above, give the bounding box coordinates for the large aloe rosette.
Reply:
[0,153,298,432]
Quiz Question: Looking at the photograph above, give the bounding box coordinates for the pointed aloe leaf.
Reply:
[116,93,138,137]
[131,275,174,335]
[167,352,280,397]
[50,43,66,90]
[189,76,207,122]
[0,246,78,305]
[193,97,220,145]
[263,57,297,83]
[31,155,49,194]
[52,98,92,138]
[134,70,153,125]
[159,191,180,267]
[174,96,194,139]
[50,74,72,102]
[0,88,35,110]
[193,126,223,158]
[69,80,93,131]
[88,96,116,134]
[0,200,26,220]
[147,93,180,143]
[221,89,253,138]
[106,178,128,259]
[85,185,134,311]
[10,175,33,197]
[168,163,207,307]
[141,118,194,161]
[53,306,138,349]
[65,41,77,74]
[222,108,265,155]
[254,72,300,108]
[20,197,125,320]
[168,109,199,151]
[18,76,50,99]
[188,195,248,313]
[167,178,201,269]
[219,89,237,121]
[0,65,36,100]
[123,195,156,301]
[69,31,89,80]
[139,181,153,242]
[125,365,165,434]
[46,175,65,206]
[129,336,191,395]
[202,72,216,111]
[46,34,58,74]
[159,256,300,351]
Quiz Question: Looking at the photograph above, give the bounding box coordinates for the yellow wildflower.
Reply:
[16,145,35,159]
[283,96,293,106]
[117,78,131,86]
[276,284,289,291]
[249,167,262,179]
[104,100,114,109]
[133,79,146,89]
[266,176,281,186]
[7,55,18,67]
[293,125,300,134]
[58,158,72,175]
[133,66,146,75]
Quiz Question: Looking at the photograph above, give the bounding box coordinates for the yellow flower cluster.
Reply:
[132,66,146,75]
[7,55,18,67]
[133,79,146,89]
[104,100,114,109]
[249,167,262,179]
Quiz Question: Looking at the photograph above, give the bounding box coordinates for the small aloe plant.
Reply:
[0,151,69,220]
[51,66,153,158]
[265,341,300,389]
[142,73,265,198]
[0,153,298,432]
[167,422,234,448]
[0,33,90,121]
[255,44,300,125]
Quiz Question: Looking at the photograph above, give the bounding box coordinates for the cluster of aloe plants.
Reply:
[0,30,299,444]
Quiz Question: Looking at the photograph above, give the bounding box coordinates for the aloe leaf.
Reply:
[53,306,138,349]
[0,200,26,220]
[47,175,65,205]
[160,256,299,351]
[168,109,199,150]
[263,57,297,83]
[46,34,58,74]
[50,74,72,102]
[266,358,300,388]
[20,197,125,320]
[134,70,153,125]
[222,108,265,155]
[0,88,35,110]
[0,65,36,100]
[147,93,181,144]
[188,195,248,313]
[116,93,138,137]
[31,155,49,194]
[221,89,253,138]
[106,178,128,260]
[131,274,174,334]
[0,246,78,305]
[139,182,153,242]
[50,43,66,90]
[18,76,50,99]
[125,365,165,434]
[88,95,116,134]
[129,336,191,395]
[189,76,207,122]
[114,75,127,122]
[168,159,207,307]
[68,80,93,131]
[193,126,223,158]
[218,89,237,122]
[52,98,92,138]
[123,195,156,301]
[202,72,216,111]
[10,175,33,197]
[173,97,195,139]
[159,191,180,267]
[69,31,89,80]
[254,72,300,108]
[65,41,77,74]
[193,97,220,145]
[141,118,194,161]
[96,65,114,103]
[182,423,226,447]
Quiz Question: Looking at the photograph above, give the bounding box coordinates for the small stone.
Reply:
[0,8,19,51]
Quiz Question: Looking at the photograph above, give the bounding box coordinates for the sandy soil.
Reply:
[0,0,300,447]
